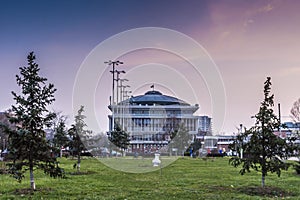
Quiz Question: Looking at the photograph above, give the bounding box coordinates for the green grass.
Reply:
[0,157,299,199]
[99,156,177,173]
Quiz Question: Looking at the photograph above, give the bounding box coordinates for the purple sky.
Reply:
[1,0,300,134]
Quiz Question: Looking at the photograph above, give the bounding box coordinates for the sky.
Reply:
[1,0,300,134]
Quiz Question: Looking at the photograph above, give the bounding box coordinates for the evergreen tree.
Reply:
[3,52,64,190]
[68,106,91,172]
[169,123,192,156]
[189,139,202,155]
[53,118,69,157]
[108,122,130,156]
[229,77,299,187]
[87,133,110,157]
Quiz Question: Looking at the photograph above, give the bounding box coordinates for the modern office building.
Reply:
[108,90,212,153]
[197,115,212,135]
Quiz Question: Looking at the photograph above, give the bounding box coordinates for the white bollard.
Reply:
[152,153,161,167]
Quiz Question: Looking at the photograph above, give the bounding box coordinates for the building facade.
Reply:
[108,90,211,153]
[197,115,212,135]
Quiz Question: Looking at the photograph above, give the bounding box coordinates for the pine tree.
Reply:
[229,77,299,187]
[68,106,91,172]
[108,122,130,156]
[169,123,192,156]
[4,52,64,190]
[53,118,69,158]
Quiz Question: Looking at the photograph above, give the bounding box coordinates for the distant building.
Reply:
[280,122,300,145]
[214,135,236,153]
[197,116,212,135]
[108,90,212,153]
[200,135,236,153]
[283,122,300,131]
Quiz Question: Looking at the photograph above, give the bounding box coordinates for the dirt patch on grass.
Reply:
[237,186,295,198]
[207,185,295,198]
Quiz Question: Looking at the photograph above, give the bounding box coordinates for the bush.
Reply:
[294,161,300,174]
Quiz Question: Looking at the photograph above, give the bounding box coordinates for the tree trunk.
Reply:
[29,141,36,190]
[261,152,266,187]
[60,147,62,158]
[261,174,265,187]
[122,149,126,157]
[30,165,36,190]
[77,154,81,172]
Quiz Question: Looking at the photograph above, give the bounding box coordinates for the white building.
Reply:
[108,90,212,153]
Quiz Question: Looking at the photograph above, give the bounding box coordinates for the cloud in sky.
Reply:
[188,0,300,133]
[1,0,300,133]
[259,3,274,13]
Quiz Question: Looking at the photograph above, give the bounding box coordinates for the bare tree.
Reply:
[290,98,300,122]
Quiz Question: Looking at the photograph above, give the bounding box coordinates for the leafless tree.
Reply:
[290,98,300,122]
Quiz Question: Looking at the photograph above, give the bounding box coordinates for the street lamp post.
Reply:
[115,70,126,104]
[121,85,130,101]
[118,79,129,102]
[123,89,132,128]
[105,60,123,130]
[117,82,130,131]
[239,124,243,159]
[123,90,132,100]
[105,60,123,105]
[118,79,129,129]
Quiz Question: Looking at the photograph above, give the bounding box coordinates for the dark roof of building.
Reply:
[125,90,190,106]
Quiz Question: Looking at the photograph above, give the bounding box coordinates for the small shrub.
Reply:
[294,161,300,174]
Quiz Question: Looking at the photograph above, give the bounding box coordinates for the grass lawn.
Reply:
[0,157,299,199]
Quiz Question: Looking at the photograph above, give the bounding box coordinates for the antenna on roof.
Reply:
[150,84,154,91]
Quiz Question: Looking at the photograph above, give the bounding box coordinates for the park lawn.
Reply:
[0,157,299,199]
